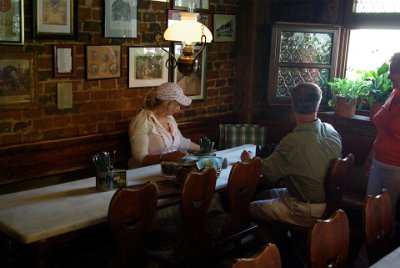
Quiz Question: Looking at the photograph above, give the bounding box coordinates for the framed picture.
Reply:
[104,0,137,38]
[168,9,212,29]
[54,44,76,78]
[32,0,78,39]
[128,47,169,88]
[85,45,121,80]
[213,14,236,42]
[0,0,24,45]
[173,0,209,10]
[0,53,37,109]
[174,43,207,100]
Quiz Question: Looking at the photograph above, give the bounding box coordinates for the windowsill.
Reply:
[318,111,373,124]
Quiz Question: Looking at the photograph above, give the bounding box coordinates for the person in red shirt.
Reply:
[365,52,400,225]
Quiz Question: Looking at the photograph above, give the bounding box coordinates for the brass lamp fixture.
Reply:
[155,4,213,76]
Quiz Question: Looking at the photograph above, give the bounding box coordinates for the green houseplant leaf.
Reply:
[361,62,393,106]
[327,77,369,107]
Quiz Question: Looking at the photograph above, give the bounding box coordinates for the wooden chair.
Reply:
[207,157,262,248]
[270,153,354,240]
[308,209,350,268]
[323,153,355,218]
[108,182,158,268]
[231,243,282,268]
[148,167,217,267]
[364,189,392,265]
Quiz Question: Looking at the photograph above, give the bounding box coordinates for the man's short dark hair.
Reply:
[289,82,322,114]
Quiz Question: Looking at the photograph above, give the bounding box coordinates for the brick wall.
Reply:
[0,0,238,148]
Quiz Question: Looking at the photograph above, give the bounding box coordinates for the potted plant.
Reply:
[327,77,369,117]
[361,62,393,119]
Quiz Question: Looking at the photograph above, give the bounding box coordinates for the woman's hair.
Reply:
[144,90,163,109]
[390,52,400,73]
[289,82,322,114]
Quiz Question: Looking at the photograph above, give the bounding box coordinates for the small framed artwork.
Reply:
[174,43,207,100]
[0,0,24,45]
[32,0,78,39]
[85,45,121,80]
[173,0,209,10]
[168,9,212,29]
[0,53,37,109]
[213,14,236,42]
[128,47,169,88]
[54,44,76,78]
[104,0,137,38]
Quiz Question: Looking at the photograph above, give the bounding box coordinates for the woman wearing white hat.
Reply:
[128,82,200,168]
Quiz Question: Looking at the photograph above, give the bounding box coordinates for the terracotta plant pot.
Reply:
[335,96,356,117]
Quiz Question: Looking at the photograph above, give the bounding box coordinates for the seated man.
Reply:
[241,82,342,230]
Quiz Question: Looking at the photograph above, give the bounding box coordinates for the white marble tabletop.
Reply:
[0,144,256,244]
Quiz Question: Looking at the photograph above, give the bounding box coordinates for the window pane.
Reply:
[280,32,333,64]
[354,0,400,13]
[346,29,400,79]
[277,67,330,98]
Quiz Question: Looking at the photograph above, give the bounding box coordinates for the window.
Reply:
[267,1,400,111]
[267,23,341,104]
[346,29,400,80]
[353,0,400,13]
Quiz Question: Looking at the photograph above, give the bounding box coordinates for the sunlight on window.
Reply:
[354,0,400,13]
[346,29,400,79]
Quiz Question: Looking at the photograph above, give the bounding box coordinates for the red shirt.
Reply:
[373,88,400,166]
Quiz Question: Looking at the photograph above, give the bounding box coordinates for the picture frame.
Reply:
[54,44,76,78]
[0,53,37,109]
[174,43,207,101]
[85,45,121,80]
[168,9,212,29]
[104,0,137,38]
[173,0,209,10]
[213,14,236,42]
[32,0,78,39]
[128,47,169,88]
[0,0,24,45]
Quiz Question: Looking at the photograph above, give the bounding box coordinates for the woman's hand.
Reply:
[162,150,187,162]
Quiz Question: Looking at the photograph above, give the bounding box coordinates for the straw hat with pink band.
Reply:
[156,82,192,106]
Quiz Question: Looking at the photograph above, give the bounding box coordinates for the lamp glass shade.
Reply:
[164,12,213,44]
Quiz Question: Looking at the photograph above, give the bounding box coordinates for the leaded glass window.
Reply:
[353,0,400,13]
[268,24,340,103]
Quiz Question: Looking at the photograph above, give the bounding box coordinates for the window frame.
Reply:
[267,23,342,105]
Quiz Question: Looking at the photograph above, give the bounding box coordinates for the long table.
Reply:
[0,144,255,245]
[370,246,400,267]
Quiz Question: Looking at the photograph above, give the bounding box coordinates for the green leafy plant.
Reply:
[361,62,392,106]
[327,77,369,107]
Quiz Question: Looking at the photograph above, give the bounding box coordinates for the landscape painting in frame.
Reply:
[0,53,37,108]
[128,47,169,88]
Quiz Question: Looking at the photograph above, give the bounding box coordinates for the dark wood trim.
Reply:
[0,113,237,189]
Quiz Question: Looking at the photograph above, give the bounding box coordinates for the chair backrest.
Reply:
[323,153,354,218]
[219,157,262,240]
[308,209,350,268]
[219,124,267,149]
[364,189,392,264]
[176,167,217,254]
[231,243,282,268]
[108,182,158,267]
